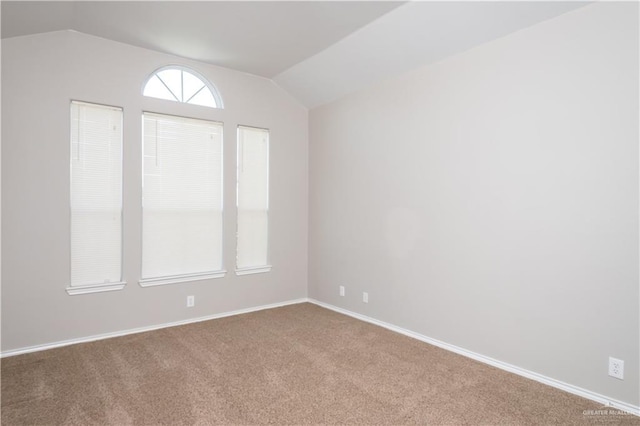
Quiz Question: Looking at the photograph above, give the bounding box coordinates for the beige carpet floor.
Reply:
[1,303,638,425]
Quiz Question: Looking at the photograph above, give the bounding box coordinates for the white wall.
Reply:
[309,3,639,406]
[1,30,308,351]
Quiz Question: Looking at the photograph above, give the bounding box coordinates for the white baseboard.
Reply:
[0,298,308,358]
[308,298,640,417]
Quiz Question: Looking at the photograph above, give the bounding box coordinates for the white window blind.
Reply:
[236,126,270,273]
[70,101,123,292]
[141,112,224,285]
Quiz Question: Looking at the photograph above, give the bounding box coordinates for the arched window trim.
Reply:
[142,65,224,109]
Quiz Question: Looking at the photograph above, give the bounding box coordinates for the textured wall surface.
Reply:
[309,3,639,405]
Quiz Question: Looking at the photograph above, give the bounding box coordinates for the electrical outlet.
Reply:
[339,286,345,297]
[363,292,368,303]
[608,357,624,380]
[187,295,195,308]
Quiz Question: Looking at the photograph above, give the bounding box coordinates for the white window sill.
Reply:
[139,271,227,287]
[235,265,272,276]
[66,281,127,295]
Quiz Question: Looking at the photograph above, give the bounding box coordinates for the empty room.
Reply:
[1,1,639,424]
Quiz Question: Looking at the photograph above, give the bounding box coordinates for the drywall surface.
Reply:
[275,1,588,108]
[2,30,308,351]
[309,3,639,405]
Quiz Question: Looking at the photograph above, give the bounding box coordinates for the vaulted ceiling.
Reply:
[2,1,589,108]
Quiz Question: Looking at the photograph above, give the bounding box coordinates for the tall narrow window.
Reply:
[68,101,124,295]
[236,126,270,274]
[141,113,224,286]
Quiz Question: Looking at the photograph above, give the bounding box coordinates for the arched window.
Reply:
[143,66,223,108]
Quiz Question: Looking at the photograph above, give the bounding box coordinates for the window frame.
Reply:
[235,124,271,276]
[139,111,226,287]
[66,100,126,295]
[142,65,224,109]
